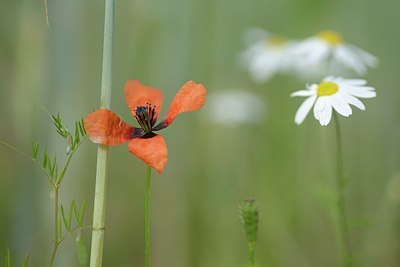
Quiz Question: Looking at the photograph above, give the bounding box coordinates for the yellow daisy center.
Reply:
[266,35,287,47]
[317,30,343,46]
[317,81,339,96]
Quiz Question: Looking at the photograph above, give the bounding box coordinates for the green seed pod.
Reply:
[240,197,259,244]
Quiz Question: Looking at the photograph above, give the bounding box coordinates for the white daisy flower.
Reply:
[291,30,378,77]
[240,29,295,83]
[291,76,376,126]
[205,90,266,125]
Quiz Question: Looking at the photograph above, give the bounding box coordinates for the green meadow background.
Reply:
[1,0,399,266]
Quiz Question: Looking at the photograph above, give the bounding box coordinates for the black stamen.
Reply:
[134,103,158,132]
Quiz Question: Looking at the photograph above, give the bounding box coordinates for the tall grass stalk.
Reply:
[89,0,115,266]
[333,113,352,267]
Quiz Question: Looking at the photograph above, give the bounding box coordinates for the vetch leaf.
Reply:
[50,155,58,178]
[74,125,80,148]
[73,201,80,225]
[31,140,39,160]
[74,200,86,226]
[61,205,71,231]
[47,155,52,177]
[68,201,74,231]
[79,200,86,225]
[78,118,86,136]
[42,149,48,169]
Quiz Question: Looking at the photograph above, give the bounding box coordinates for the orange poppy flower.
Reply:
[84,80,206,173]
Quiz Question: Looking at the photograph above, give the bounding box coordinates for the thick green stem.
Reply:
[248,243,255,267]
[89,0,115,266]
[145,166,152,267]
[333,113,352,267]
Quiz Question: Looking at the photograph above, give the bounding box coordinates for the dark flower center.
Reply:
[134,103,157,132]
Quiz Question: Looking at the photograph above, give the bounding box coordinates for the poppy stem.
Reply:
[145,166,152,267]
[89,0,115,267]
[333,113,353,267]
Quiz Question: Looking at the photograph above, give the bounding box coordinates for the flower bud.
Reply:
[240,197,259,244]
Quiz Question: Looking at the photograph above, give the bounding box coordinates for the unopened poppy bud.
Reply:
[240,197,259,244]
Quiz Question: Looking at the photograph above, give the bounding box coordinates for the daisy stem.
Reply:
[145,166,152,267]
[89,0,115,267]
[333,113,353,267]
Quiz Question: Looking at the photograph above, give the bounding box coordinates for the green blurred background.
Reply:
[1,0,400,266]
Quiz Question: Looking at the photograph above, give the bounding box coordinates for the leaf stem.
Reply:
[0,141,54,186]
[333,113,353,267]
[89,0,115,266]
[145,166,152,267]
[60,225,93,243]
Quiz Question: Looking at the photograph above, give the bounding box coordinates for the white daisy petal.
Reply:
[340,79,367,86]
[335,45,367,75]
[346,87,377,98]
[306,84,318,91]
[313,97,325,121]
[317,98,333,126]
[294,95,317,125]
[350,86,375,91]
[330,94,352,117]
[290,90,315,97]
[348,44,379,67]
[321,101,333,126]
[341,93,365,110]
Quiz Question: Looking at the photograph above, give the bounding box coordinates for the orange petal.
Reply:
[84,109,138,146]
[154,81,206,130]
[128,134,167,173]
[124,80,163,119]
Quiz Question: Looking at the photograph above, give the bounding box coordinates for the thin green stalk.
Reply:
[248,243,255,267]
[145,166,152,267]
[49,137,86,266]
[44,0,49,27]
[90,0,115,266]
[333,113,352,267]
[49,186,60,267]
